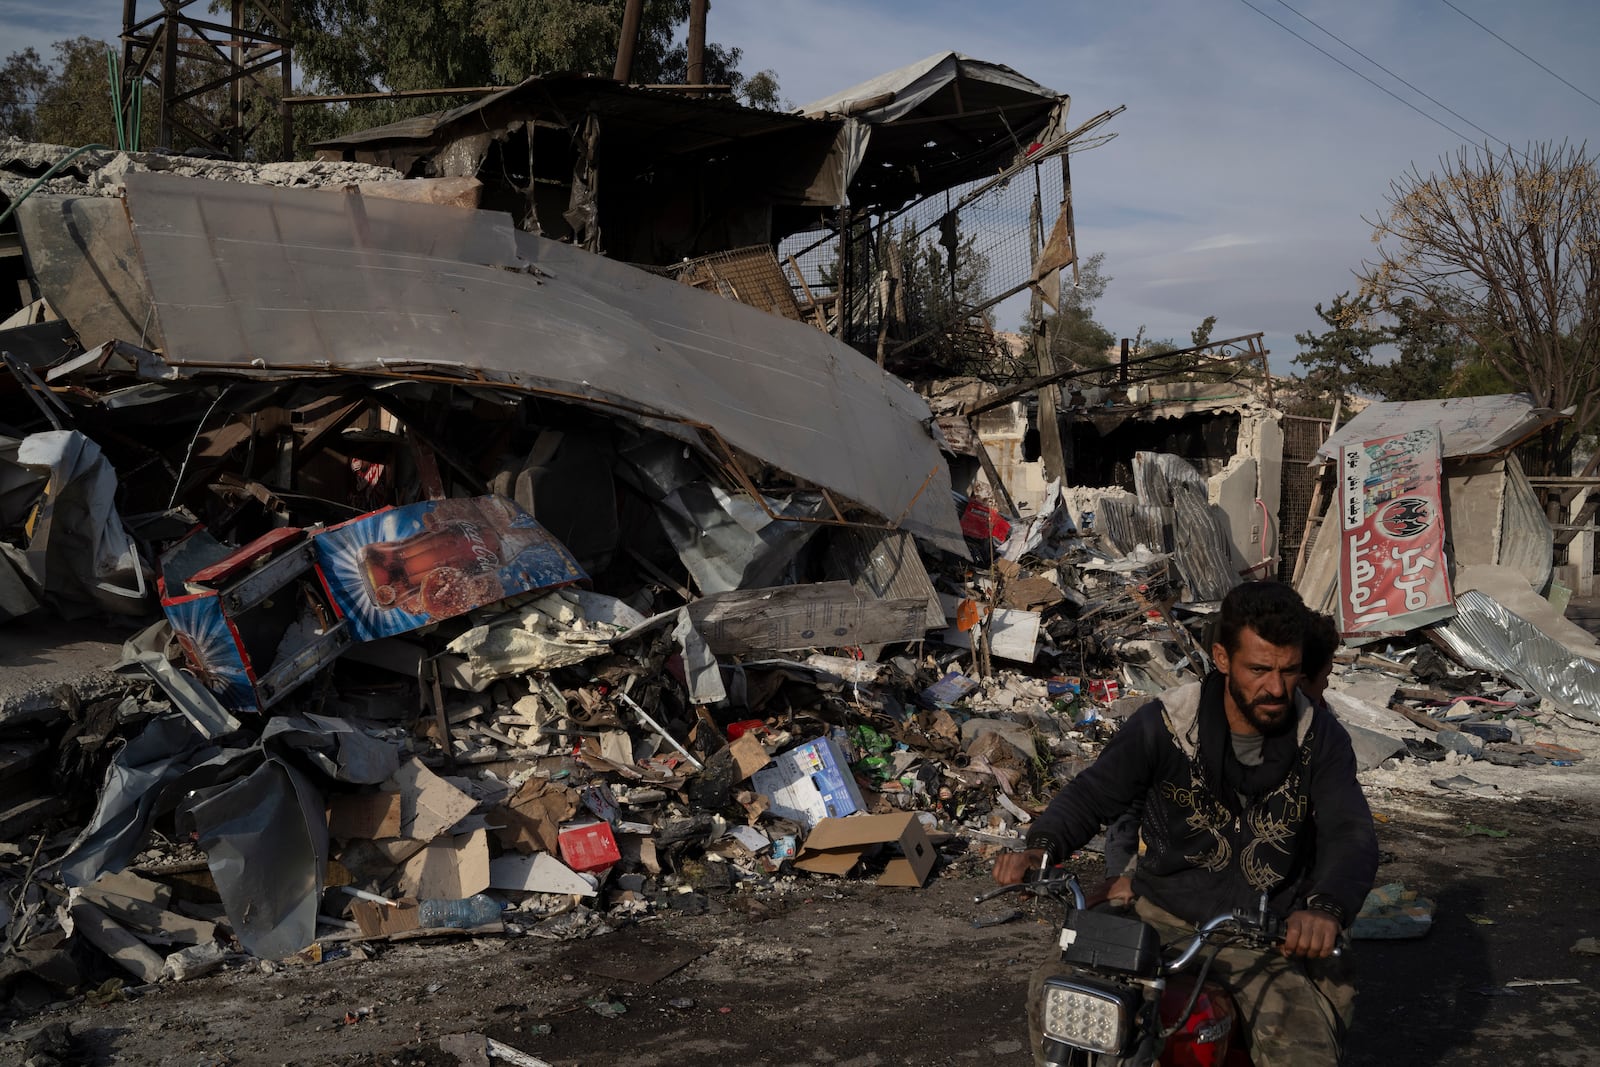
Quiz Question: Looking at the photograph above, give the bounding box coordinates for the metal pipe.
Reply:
[617,692,704,771]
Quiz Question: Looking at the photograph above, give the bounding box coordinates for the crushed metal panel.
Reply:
[821,527,942,631]
[14,196,163,350]
[1135,453,1238,602]
[1096,496,1167,558]
[1498,454,1553,593]
[1317,394,1566,463]
[121,173,963,554]
[1429,588,1600,725]
[1452,563,1600,663]
[686,581,929,654]
[798,51,1059,124]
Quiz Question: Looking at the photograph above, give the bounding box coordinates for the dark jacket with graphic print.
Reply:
[1025,673,1378,927]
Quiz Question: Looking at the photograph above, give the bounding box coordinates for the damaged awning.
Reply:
[108,173,963,554]
[796,51,1068,210]
[1317,394,1569,463]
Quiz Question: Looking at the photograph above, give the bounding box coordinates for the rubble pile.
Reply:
[2,159,1596,1024]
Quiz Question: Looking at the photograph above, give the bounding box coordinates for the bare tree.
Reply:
[1358,140,1600,473]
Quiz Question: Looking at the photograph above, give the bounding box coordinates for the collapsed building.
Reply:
[0,51,1595,1029]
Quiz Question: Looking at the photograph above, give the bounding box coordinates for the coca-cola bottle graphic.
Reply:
[359,497,539,618]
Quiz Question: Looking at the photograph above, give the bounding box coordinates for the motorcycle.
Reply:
[976,867,1336,1066]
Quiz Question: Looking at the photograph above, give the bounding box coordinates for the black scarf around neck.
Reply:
[1196,671,1301,815]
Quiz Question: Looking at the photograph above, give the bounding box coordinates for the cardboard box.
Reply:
[558,820,621,873]
[328,791,403,839]
[750,737,866,830]
[397,828,490,900]
[349,898,421,937]
[793,813,937,887]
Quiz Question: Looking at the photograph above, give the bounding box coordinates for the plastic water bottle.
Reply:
[418,894,504,929]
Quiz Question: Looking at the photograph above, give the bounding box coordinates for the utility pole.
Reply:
[614,0,644,82]
[687,0,709,93]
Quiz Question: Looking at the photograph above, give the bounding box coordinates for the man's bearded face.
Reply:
[1215,626,1302,737]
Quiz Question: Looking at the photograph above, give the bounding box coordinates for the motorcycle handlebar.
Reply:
[975,877,1342,964]
[1165,910,1342,971]
[973,871,1086,911]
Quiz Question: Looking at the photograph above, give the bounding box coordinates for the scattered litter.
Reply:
[1350,883,1435,940]
[3,83,1599,1040]
[1504,977,1580,988]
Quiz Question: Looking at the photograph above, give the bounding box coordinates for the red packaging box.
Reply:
[1088,679,1121,702]
[959,500,1012,543]
[558,821,621,873]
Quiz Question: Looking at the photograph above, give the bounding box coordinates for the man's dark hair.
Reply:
[1216,581,1307,653]
[1301,611,1340,680]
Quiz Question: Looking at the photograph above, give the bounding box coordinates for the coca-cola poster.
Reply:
[313,495,587,642]
[161,591,257,710]
[1336,425,1455,642]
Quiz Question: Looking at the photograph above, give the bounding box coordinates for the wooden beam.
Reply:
[284,86,504,105]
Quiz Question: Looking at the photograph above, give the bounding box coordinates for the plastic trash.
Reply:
[418,894,504,929]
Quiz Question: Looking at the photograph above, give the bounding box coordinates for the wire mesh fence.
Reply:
[1278,413,1332,580]
[779,147,1070,381]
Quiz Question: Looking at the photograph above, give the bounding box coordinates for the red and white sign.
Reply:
[1337,426,1455,641]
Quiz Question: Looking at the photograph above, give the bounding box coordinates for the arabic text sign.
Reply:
[1338,427,1454,639]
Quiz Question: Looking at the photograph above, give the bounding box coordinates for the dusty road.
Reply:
[11,782,1600,1066]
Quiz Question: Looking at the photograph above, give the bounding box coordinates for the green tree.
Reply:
[1042,251,1115,367]
[0,47,49,141]
[0,38,126,148]
[1292,291,1387,409]
[1358,140,1600,473]
[0,36,238,153]
[1292,292,1515,415]
[289,0,782,154]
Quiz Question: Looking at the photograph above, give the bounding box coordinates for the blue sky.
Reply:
[5,0,1599,369]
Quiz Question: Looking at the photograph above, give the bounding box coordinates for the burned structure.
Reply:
[1,49,1597,1037]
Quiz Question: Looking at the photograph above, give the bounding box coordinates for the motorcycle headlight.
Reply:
[1040,976,1139,1055]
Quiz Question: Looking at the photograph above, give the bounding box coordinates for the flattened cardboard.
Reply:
[793,812,936,887]
[494,777,576,855]
[77,889,217,946]
[727,731,771,781]
[87,871,173,910]
[329,791,403,839]
[350,898,421,937]
[388,758,476,841]
[397,828,490,900]
[488,852,596,896]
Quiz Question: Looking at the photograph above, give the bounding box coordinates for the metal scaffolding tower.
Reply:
[120,0,293,159]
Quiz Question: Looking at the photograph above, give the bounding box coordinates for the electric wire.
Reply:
[1272,0,1508,150]
[1232,0,1479,146]
[1440,0,1600,112]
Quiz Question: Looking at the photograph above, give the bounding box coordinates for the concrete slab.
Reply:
[0,616,139,725]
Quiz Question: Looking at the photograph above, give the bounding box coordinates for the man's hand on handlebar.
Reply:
[992,847,1048,885]
[1281,908,1341,959]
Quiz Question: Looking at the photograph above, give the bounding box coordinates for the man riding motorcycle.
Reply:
[993,582,1378,1066]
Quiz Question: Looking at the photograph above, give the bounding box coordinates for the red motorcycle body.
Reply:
[1158,975,1251,1066]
